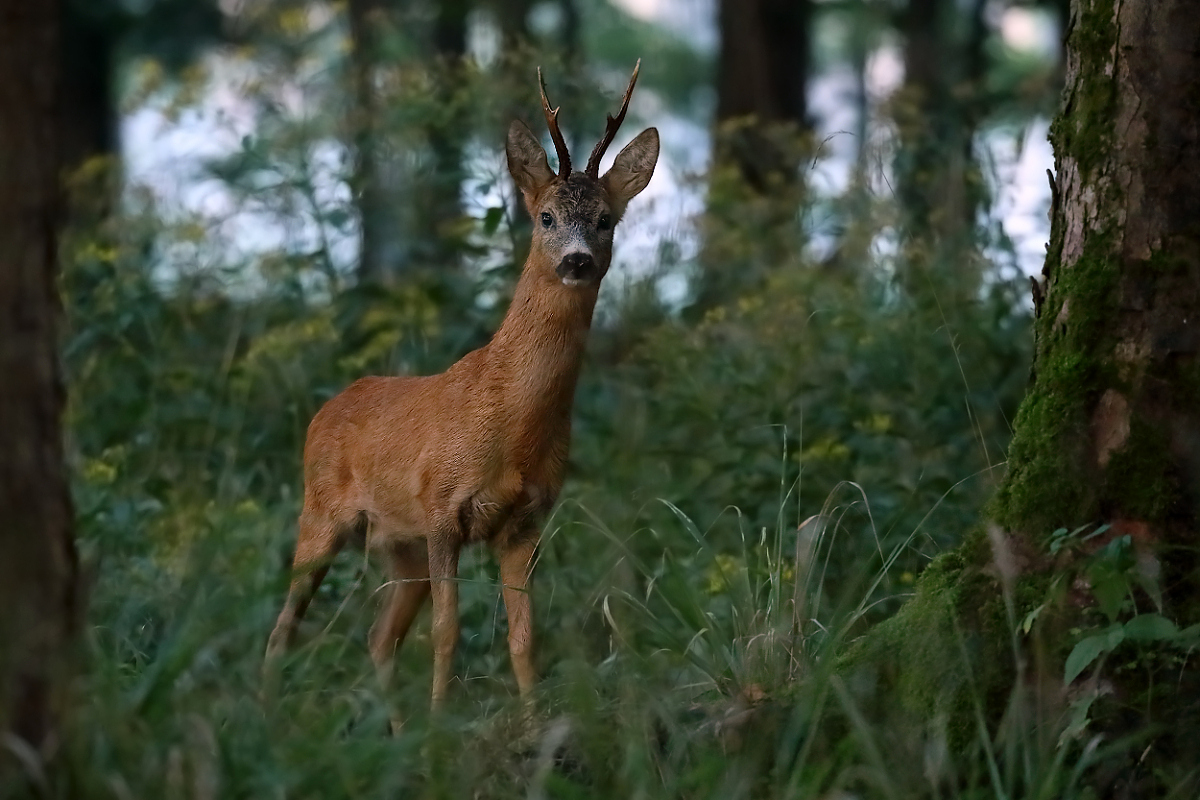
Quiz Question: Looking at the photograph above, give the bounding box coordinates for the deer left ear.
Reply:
[507,120,556,207]
[601,127,659,216]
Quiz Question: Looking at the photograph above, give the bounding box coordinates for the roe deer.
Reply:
[264,62,658,720]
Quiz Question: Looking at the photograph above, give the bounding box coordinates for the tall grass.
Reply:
[45,462,1127,800]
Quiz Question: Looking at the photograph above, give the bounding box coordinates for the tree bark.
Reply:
[994,0,1200,550]
[60,3,117,172]
[0,0,79,768]
[348,0,393,284]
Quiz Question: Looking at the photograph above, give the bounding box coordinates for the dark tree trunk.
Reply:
[418,0,469,273]
[893,0,987,302]
[690,0,812,318]
[350,0,471,285]
[492,0,534,273]
[493,0,531,51]
[348,0,393,284]
[60,3,117,171]
[0,0,79,769]
[714,0,810,185]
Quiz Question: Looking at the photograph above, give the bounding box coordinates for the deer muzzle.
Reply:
[556,252,598,286]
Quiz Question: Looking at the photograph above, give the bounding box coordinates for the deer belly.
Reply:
[360,498,427,546]
[458,481,554,544]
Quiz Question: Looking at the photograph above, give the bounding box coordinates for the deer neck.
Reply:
[487,260,599,425]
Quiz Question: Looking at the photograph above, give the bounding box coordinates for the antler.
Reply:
[585,60,641,178]
[538,67,571,179]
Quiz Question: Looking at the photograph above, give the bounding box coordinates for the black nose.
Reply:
[556,252,596,282]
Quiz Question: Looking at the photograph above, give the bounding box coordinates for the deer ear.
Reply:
[601,127,659,215]
[507,120,556,205]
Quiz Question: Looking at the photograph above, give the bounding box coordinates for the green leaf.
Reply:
[1059,689,1099,747]
[1087,560,1130,624]
[482,206,505,236]
[1048,528,1069,554]
[1021,603,1045,635]
[1177,623,1200,646]
[1064,625,1124,684]
[1122,614,1178,642]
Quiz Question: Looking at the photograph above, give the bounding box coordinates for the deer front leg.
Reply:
[498,533,538,699]
[427,535,461,710]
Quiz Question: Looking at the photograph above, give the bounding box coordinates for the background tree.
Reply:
[0,0,79,775]
[61,0,225,171]
[691,0,813,316]
[349,0,473,284]
[892,0,989,303]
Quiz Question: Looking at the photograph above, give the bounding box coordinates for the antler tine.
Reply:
[538,67,571,179]
[585,59,641,178]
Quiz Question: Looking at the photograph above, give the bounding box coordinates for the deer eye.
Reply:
[597,213,612,231]
[540,212,554,228]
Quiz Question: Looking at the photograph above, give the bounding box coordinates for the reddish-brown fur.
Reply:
[264,65,659,724]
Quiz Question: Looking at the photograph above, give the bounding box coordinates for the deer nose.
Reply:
[556,252,597,284]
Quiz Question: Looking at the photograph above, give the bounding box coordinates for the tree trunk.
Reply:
[690,0,812,318]
[0,0,80,769]
[348,0,393,284]
[713,0,810,186]
[350,0,471,285]
[417,0,469,274]
[60,3,117,172]
[493,0,531,52]
[893,0,988,303]
[995,0,1200,563]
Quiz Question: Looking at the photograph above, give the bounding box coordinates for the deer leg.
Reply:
[497,533,538,700]
[265,511,348,670]
[426,534,462,710]
[369,541,430,729]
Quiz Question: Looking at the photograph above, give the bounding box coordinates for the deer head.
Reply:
[505,62,660,288]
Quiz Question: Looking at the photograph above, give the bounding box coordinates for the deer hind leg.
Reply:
[497,532,539,701]
[369,541,430,729]
[264,509,355,670]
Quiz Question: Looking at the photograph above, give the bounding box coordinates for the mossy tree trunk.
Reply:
[986,0,1200,779]
[992,0,1200,568]
[0,0,80,776]
[848,0,1200,778]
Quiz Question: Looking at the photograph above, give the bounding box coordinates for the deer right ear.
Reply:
[601,127,659,217]
[507,120,556,206]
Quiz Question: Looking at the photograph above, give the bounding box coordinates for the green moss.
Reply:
[1049,3,1118,178]
[990,233,1121,534]
[1146,248,1192,275]
[837,542,1019,749]
[1104,417,1180,521]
